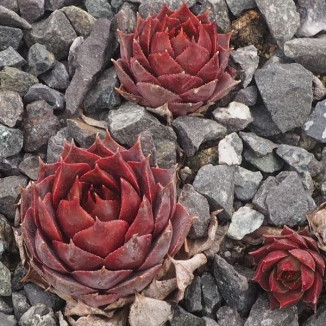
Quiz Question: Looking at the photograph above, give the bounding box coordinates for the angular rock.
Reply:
[203,317,219,326]
[111,2,136,34]
[0,0,18,12]
[296,0,326,37]
[304,99,326,143]
[46,127,71,163]
[154,139,177,169]
[213,102,253,133]
[24,283,64,311]
[231,45,259,87]
[23,100,60,152]
[178,184,211,239]
[201,272,222,317]
[84,0,113,18]
[0,154,22,176]
[216,306,244,326]
[254,63,313,133]
[234,86,258,106]
[12,291,30,321]
[39,61,70,91]
[19,304,57,326]
[26,10,77,60]
[266,171,315,226]
[243,150,283,173]
[183,276,202,313]
[24,84,65,110]
[65,18,113,115]
[66,119,105,148]
[0,91,23,127]
[27,43,56,76]
[218,132,243,166]
[0,296,13,314]
[11,263,27,292]
[208,0,231,33]
[284,38,326,74]
[249,104,281,137]
[245,294,298,326]
[0,175,27,219]
[0,214,14,257]
[213,255,257,316]
[61,5,96,37]
[17,0,44,22]
[0,67,38,96]
[45,0,81,11]
[193,164,235,220]
[255,0,300,47]
[0,5,31,29]
[0,312,16,326]
[0,124,23,159]
[225,0,256,16]
[170,304,205,326]
[18,154,40,180]
[227,205,264,240]
[173,117,227,157]
[83,67,121,114]
[239,131,277,157]
[234,167,263,201]
[0,261,11,296]
[0,26,23,51]
[0,47,26,69]
[303,305,326,326]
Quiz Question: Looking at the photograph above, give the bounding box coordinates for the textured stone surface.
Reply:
[170,303,205,326]
[184,276,202,313]
[178,184,211,239]
[39,61,70,91]
[245,294,298,326]
[0,261,11,296]
[47,127,71,163]
[213,255,257,316]
[0,67,38,96]
[27,43,56,76]
[173,116,227,157]
[216,306,244,326]
[111,2,136,34]
[193,164,235,220]
[284,38,326,74]
[266,172,315,226]
[234,86,258,106]
[234,167,263,201]
[0,214,14,257]
[23,100,60,152]
[0,124,23,159]
[65,18,113,115]
[254,63,313,133]
[0,5,31,28]
[243,150,284,173]
[218,132,243,165]
[304,99,326,143]
[0,46,26,68]
[0,25,23,51]
[225,0,256,16]
[84,0,113,18]
[208,0,231,33]
[255,0,300,47]
[0,91,23,127]
[201,273,222,317]
[17,0,44,22]
[12,291,30,321]
[227,206,264,240]
[19,304,57,326]
[18,154,40,180]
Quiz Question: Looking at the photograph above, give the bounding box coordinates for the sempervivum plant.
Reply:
[18,132,193,308]
[113,3,239,116]
[250,226,325,311]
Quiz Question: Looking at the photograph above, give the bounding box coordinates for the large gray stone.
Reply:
[0,261,11,296]
[84,0,113,18]
[47,127,71,163]
[234,86,258,106]
[65,18,113,115]
[284,38,326,74]
[39,61,70,91]
[178,184,211,239]
[216,306,244,326]
[207,0,231,33]
[213,255,257,316]
[0,47,26,69]
[0,26,23,51]
[303,304,326,326]
[266,172,316,226]
[0,91,23,127]
[304,99,326,143]
[26,10,77,60]
[0,0,18,12]
[245,294,298,326]
[170,304,205,326]
[183,276,202,313]
[173,116,227,157]
[12,291,30,321]
[243,150,283,173]
[0,5,31,29]
[17,0,44,22]
[201,273,222,317]
[255,0,300,47]
[193,164,235,220]
[218,132,243,165]
[254,63,313,133]
[0,124,23,159]
[27,43,56,76]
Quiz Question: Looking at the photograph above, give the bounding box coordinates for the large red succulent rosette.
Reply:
[250,226,326,311]
[113,3,239,116]
[16,132,194,309]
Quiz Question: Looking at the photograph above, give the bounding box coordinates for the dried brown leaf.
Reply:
[129,293,172,326]
[64,299,114,318]
[307,202,326,251]
[145,103,173,125]
[142,277,177,300]
[81,113,109,129]
[204,224,229,259]
[56,311,69,326]
[67,310,128,326]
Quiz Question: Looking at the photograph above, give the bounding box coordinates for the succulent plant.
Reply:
[113,3,239,116]
[250,226,325,311]
[18,132,193,308]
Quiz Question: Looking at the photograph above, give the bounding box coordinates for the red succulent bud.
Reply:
[250,226,325,311]
[113,3,239,116]
[19,132,193,308]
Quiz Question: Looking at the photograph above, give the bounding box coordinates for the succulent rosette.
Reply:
[18,132,193,308]
[113,3,239,116]
[250,226,325,311]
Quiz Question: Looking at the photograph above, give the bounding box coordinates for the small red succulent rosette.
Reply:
[18,132,193,308]
[113,3,239,116]
[250,226,326,311]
